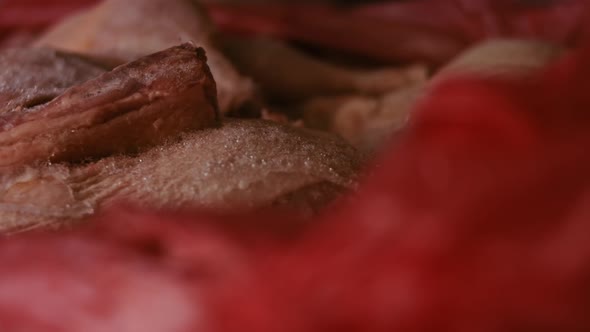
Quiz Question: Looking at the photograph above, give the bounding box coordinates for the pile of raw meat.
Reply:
[1,0,590,331]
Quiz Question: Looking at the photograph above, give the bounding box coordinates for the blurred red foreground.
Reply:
[1,1,590,332]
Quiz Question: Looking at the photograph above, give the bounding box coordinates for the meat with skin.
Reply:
[0,44,219,169]
[0,119,361,233]
[222,36,426,102]
[0,47,107,114]
[35,0,255,115]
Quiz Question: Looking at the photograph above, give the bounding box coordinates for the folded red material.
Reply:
[1,38,590,331]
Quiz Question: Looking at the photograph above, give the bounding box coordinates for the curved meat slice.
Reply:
[433,39,565,81]
[0,119,361,233]
[0,43,219,168]
[222,36,426,102]
[35,0,255,115]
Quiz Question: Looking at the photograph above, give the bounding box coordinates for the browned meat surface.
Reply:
[35,0,255,115]
[0,119,361,233]
[0,44,219,168]
[0,47,107,114]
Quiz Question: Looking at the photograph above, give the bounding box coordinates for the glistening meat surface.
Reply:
[0,44,219,169]
[0,119,361,233]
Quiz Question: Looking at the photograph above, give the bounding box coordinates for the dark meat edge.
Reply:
[0,43,219,168]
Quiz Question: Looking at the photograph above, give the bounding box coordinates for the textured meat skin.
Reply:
[35,0,255,115]
[0,119,361,233]
[0,47,107,114]
[0,44,219,168]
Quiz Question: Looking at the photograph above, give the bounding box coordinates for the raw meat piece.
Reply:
[35,0,255,115]
[0,119,361,233]
[222,36,426,102]
[0,44,219,169]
